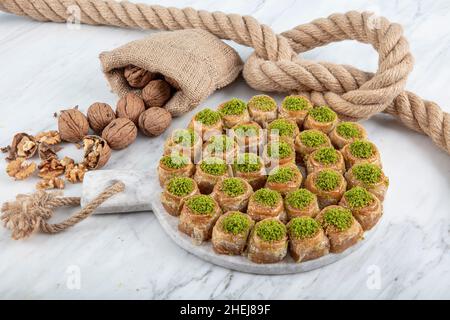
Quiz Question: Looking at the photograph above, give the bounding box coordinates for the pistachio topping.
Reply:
[173,129,197,147]
[314,169,342,191]
[185,195,216,215]
[288,216,320,239]
[352,163,383,185]
[313,147,339,165]
[349,140,374,158]
[233,153,262,173]
[252,188,281,207]
[220,98,247,116]
[255,219,287,242]
[221,212,251,235]
[308,105,337,123]
[285,188,315,209]
[207,135,234,152]
[268,119,297,137]
[282,96,311,111]
[195,108,221,126]
[160,154,189,169]
[267,166,297,183]
[344,186,374,209]
[299,130,328,148]
[167,177,195,197]
[267,141,294,159]
[336,122,362,139]
[200,157,228,176]
[234,124,260,137]
[249,95,276,111]
[322,207,353,231]
[220,177,246,197]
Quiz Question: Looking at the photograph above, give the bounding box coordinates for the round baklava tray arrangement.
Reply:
[152,95,389,274]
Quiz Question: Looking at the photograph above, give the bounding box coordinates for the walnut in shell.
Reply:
[116,93,145,125]
[138,107,172,137]
[101,118,137,150]
[6,158,36,180]
[164,75,180,90]
[142,80,172,108]
[6,133,37,160]
[87,102,116,134]
[82,135,111,169]
[58,108,89,142]
[124,65,157,88]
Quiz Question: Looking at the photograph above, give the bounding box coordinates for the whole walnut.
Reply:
[142,80,172,108]
[116,93,145,125]
[102,118,137,150]
[124,65,156,88]
[138,107,172,137]
[58,108,89,143]
[87,102,116,134]
[164,75,181,90]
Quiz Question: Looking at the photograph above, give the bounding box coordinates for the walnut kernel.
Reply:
[6,158,36,180]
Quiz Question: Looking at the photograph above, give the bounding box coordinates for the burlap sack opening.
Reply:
[99,29,243,116]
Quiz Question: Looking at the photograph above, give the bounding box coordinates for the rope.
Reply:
[1,181,125,239]
[0,0,448,154]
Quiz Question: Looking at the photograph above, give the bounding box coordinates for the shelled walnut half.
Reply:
[65,163,87,183]
[82,135,111,169]
[34,130,61,145]
[6,157,36,180]
[36,177,65,190]
[6,133,37,160]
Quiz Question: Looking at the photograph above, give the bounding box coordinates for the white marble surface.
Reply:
[0,0,449,299]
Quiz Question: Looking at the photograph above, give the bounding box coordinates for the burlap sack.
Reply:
[99,29,243,116]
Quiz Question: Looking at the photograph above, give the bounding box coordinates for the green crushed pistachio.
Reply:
[282,96,311,111]
[207,135,234,152]
[344,186,374,209]
[200,157,228,176]
[352,163,383,185]
[349,140,374,158]
[255,219,287,242]
[267,141,294,159]
[313,147,339,165]
[249,95,276,111]
[267,166,297,183]
[252,188,281,207]
[220,98,247,116]
[234,124,260,137]
[288,217,320,239]
[185,195,216,215]
[299,130,328,148]
[336,122,362,139]
[220,177,246,197]
[308,105,337,123]
[160,154,189,169]
[268,119,297,137]
[315,169,342,191]
[173,129,197,147]
[195,108,221,126]
[233,153,262,173]
[167,177,195,197]
[285,188,315,209]
[221,212,251,235]
[322,207,353,231]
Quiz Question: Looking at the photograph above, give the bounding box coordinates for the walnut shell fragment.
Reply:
[6,158,36,180]
[38,142,62,161]
[58,108,89,143]
[87,102,116,134]
[6,133,37,160]
[124,65,157,88]
[102,118,137,150]
[138,107,172,137]
[116,93,145,125]
[82,135,111,169]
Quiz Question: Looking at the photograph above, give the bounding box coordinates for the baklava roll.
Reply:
[232,121,263,153]
[188,108,223,142]
[345,163,389,201]
[287,216,329,262]
[158,154,195,187]
[160,177,199,216]
[329,121,367,149]
[278,95,313,128]
[247,95,278,128]
[305,147,345,175]
[194,157,230,194]
[218,98,250,129]
[178,194,222,244]
[163,128,202,162]
[305,169,347,208]
[265,165,303,196]
[262,141,296,168]
[340,187,382,230]
[247,218,288,264]
[316,205,363,253]
[212,211,254,255]
[284,188,320,220]
[341,140,382,168]
[267,118,300,145]
[202,134,238,162]
[232,153,267,191]
[211,177,253,212]
[247,188,286,222]
[303,105,338,134]
[294,129,332,160]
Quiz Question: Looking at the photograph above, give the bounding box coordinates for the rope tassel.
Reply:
[1,181,124,240]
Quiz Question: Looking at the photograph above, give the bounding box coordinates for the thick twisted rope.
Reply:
[1,181,124,239]
[0,0,448,154]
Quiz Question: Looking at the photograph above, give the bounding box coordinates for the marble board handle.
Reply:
[81,170,157,214]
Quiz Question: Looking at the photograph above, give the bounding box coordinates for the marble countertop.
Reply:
[0,0,449,299]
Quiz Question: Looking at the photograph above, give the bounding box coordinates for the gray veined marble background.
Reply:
[0,0,449,299]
